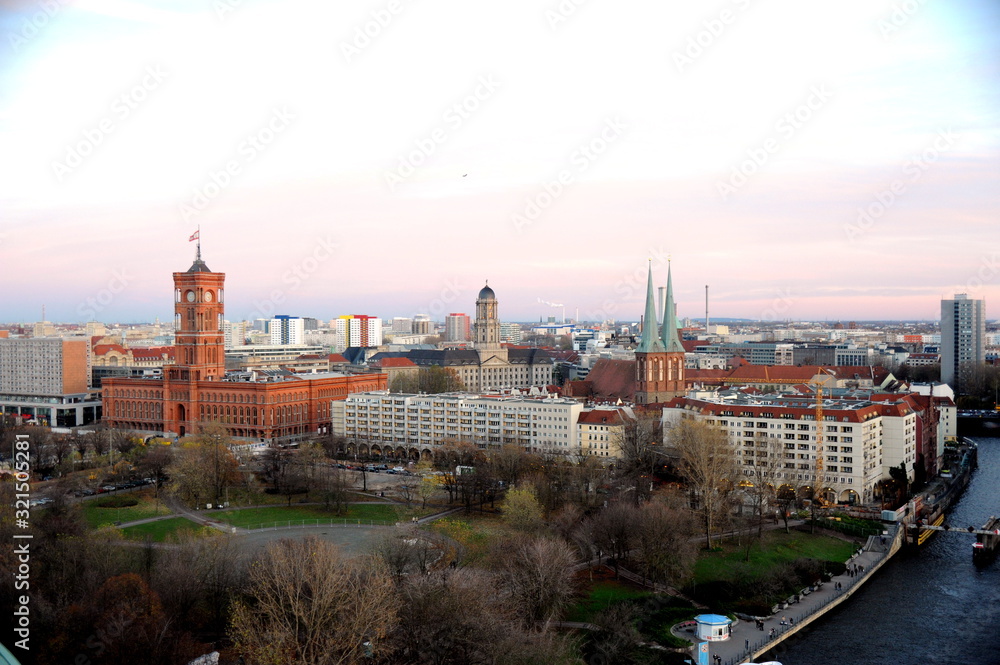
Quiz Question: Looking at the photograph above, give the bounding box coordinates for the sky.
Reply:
[1,0,999,325]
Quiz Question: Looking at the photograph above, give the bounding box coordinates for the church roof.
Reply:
[636,263,665,354]
[661,263,685,353]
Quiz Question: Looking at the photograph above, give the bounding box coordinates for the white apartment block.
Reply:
[663,392,925,505]
[332,391,583,457]
[334,316,383,351]
[269,316,305,345]
[224,320,248,348]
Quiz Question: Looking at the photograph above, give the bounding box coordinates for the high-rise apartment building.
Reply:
[269,315,305,345]
[223,320,249,348]
[0,338,100,427]
[0,338,89,395]
[445,313,471,342]
[335,315,383,351]
[940,294,985,390]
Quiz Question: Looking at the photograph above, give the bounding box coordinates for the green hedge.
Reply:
[93,496,139,508]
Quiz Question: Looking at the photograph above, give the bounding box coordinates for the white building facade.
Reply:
[332,391,583,457]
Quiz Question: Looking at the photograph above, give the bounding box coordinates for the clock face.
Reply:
[186,290,196,302]
[204,291,213,302]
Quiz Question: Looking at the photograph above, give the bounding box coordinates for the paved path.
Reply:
[683,525,901,665]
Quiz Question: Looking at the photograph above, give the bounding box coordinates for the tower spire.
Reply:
[637,261,665,353]
[661,260,685,352]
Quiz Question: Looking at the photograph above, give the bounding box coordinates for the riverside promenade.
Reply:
[681,524,902,665]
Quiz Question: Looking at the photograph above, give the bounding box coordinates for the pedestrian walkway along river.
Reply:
[761,436,1000,665]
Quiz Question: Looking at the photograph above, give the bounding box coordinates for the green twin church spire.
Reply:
[661,261,685,353]
[636,261,665,353]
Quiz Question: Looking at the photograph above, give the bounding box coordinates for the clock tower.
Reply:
[168,243,225,382]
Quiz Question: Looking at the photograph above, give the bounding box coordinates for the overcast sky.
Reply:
[2,0,998,325]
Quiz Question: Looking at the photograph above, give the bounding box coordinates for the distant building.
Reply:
[940,294,985,390]
[269,315,305,345]
[445,313,471,342]
[413,315,432,335]
[368,284,553,391]
[334,315,383,351]
[0,338,99,427]
[223,320,248,347]
[390,317,413,334]
[500,322,523,344]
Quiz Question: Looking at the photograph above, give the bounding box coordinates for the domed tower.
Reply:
[474,281,502,351]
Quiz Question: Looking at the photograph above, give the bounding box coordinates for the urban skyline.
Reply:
[2,1,998,323]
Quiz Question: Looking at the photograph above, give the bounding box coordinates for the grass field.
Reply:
[210,503,409,529]
[565,579,651,623]
[425,513,507,565]
[567,575,697,649]
[120,517,214,542]
[83,492,172,528]
[692,530,856,584]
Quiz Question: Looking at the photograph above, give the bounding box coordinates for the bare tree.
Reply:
[742,431,785,538]
[490,534,578,629]
[166,422,242,507]
[668,418,740,549]
[586,502,639,576]
[612,412,662,505]
[634,494,699,586]
[230,537,399,665]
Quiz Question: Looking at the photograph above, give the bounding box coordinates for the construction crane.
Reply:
[815,382,825,505]
[811,374,836,507]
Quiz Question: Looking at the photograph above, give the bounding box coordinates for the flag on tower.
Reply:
[189,230,200,242]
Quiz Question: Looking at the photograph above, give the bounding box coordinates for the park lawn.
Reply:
[83,493,172,528]
[565,579,652,623]
[425,513,508,565]
[210,503,406,529]
[693,530,856,585]
[566,577,697,649]
[120,517,215,542]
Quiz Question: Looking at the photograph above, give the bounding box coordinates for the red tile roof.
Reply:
[374,357,417,368]
[578,409,632,425]
[328,353,348,363]
[585,359,636,401]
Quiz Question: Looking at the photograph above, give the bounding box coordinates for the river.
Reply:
[761,437,1000,665]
